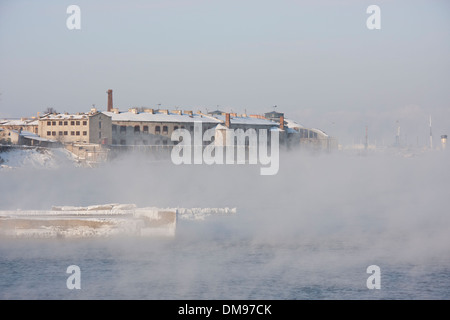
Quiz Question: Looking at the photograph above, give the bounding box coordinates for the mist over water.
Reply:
[1,148,450,299]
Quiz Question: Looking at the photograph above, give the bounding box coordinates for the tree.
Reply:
[44,107,57,114]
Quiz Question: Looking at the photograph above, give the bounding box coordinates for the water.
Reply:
[1,216,449,300]
[1,149,450,299]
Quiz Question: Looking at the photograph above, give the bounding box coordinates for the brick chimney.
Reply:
[225,113,231,128]
[279,115,284,130]
[107,89,113,112]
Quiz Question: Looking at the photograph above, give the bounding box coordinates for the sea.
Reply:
[1,148,449,300]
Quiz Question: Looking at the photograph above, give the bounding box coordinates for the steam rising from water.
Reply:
[1,148,449,299]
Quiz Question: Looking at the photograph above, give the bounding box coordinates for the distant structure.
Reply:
[1,90,339,155]
[107,89,113,112]
[429,115,433,149]
[37,108,112,145]
[264,111,284,122]
[441,135,447,150]
[365,125,368,151]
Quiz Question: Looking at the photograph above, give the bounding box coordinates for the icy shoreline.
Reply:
[0,204,237,238]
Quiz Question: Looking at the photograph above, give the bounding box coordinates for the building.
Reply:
[103,108,222,146]
[37,109,112,145]
[0,118,39,135]
[264,111,284,122]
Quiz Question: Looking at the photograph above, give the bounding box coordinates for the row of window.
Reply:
[113,125,178,134]
[112,139,170,146]
[46,120,87,126]
[46,131,87,136]
[113,125,216,135]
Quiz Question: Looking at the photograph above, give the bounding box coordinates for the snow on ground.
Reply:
[0,147,79,170]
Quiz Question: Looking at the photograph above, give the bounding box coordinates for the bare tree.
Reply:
[44,107,57,114]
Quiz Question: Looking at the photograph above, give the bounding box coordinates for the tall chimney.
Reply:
[225,113,231,128]
[279,115,284,130]
[107,89,113,112]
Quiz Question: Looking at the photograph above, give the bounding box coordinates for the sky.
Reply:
[0,0,449,145]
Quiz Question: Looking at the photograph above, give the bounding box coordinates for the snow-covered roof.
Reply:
[284,118,304,129]
[211,114,278,126]
[0,119,38,126]
[40,113,90,120]
[310,128,328,137]
[103,111,222,124]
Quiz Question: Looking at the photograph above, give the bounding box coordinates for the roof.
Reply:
[211,114,278,126]
[40,113,90,120]
[284,118,304,129]
[0,119,38,126]
[310,128,328,137]
[103,111,222,124]
[208,110,225,115]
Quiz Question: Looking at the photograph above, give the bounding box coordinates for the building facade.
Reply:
[103,108,222,146]
[37,109,112,145]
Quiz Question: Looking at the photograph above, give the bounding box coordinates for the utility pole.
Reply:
[365,125,368,151]
[429,115,433,149]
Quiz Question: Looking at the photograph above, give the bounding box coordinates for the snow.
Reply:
[0,147,79,170]
[212,114,278,126]
[103,111,221,124]
[284,118,304,129]
[0,204,236,238]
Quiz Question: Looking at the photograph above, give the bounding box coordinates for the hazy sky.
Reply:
[0,0,449,145]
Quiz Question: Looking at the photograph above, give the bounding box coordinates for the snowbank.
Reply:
[0,147,79,170]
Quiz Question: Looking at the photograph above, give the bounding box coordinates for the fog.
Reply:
[1,147,450,299]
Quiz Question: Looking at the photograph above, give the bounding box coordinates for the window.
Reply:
[99,122,101,129]
[52,121,56,126]
[76,131,80,136]
[59,131,63,136]
[99,132,101,139]
[155,126,161,134]
[47,131,51,136]
[76,121,80,126]
[71,121,75,125]
[64,121,68,126]
[112,125,117,132]
[143,126,148,133]
[71,131,75,136]
[47,121,51,126]
[83,121,87,126]
[162,126,168,134]
[163,140,168,145]
[120,126,126,133]
[120,140,126,145]
[174,126,178,131]
[59,121,63,125]
[64,131,68,136]
[143,140,148,145]
[83,131,87,136]
[134,125,140,133]
[112,139,117,145]
[52,131,56,136]
[181,126,185,129]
